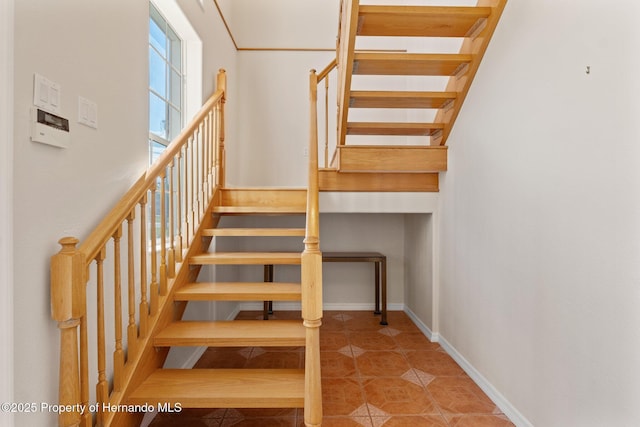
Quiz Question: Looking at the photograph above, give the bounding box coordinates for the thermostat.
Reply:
[31,108,70,149]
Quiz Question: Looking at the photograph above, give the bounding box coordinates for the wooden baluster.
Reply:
[186,136,193,242]
[215,102,222,187]
[139,195,149,337]
[191,132,197,230]
[217,69,226,187]
[324,74,330,168]
[113,226,125,393]
[149,185,159,315]
[207,111,214,196]
[51,237,85,427]
[95,248,109,426]
[176,150,184,261]
[168,160,176,278]
[303,69,323,427]
[126,212,137,358]
[199,121,205,216]
[160,171,168,295]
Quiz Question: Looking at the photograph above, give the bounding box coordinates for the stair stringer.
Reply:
[106,188,222,427]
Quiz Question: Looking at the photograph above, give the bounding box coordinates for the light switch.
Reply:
[33,73,61,114]
[78,96,98,129]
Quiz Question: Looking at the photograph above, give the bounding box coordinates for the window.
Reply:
[149,2,183,163]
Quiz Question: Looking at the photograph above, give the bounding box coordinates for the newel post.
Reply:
[303,69,323,427]
[51,237,86,427]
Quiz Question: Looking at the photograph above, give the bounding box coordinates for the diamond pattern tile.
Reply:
[144,311,514,426]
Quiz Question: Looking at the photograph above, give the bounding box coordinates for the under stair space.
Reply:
[316,0,506,192]
[129,187,310,412]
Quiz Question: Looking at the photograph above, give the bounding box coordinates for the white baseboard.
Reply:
[403,306,437,342]
[433,334,533,427]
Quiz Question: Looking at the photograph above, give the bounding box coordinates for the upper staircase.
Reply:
[316,0,507,192]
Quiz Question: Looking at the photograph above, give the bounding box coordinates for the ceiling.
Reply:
[215,0,341,49]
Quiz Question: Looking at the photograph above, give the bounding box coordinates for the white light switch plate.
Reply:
[33,73,61,114]
[78,96,98,129]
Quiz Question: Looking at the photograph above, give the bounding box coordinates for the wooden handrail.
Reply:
[80,88,224,262]
[51,69,227,427]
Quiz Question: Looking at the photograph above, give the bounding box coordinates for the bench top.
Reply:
[322,251,386,262]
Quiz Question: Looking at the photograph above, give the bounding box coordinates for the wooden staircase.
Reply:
[128,188,309,411]
[316,0,507,192]
[50,70,324,427]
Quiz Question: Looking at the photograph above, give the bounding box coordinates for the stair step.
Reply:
[337,145,447,173]
[190,252,302,265]
[175,282,302,301]
[218,188,306,210]
[350,91,457,109]
[347,122,444,136]
[128,369,305,408]
[357,5,490,38]
[203,228,305,237]
[319,169,439,192]
[212,206,306,215]
[154,320,305,347]
[353,53,472,76]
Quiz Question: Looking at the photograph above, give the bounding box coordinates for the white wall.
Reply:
[231,50,335,187]
[13,2,149,425]
[12,1,237,425]
[404,214,433,329]
[439,1,640,426]
[1,1,14,426]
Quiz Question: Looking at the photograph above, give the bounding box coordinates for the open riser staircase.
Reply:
[50,3,507,426]
[315,0,507,192]
[50,70,323,427]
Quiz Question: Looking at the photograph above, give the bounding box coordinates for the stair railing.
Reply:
[302,69,324,427]
[50,69,227,427]
[336,0,359,147]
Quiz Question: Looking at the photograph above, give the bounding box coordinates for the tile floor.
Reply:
[149,311,514,427]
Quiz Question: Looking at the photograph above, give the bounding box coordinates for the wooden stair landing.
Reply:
[128,369,305,408]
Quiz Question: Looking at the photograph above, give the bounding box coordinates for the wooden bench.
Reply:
[263,251,388,325]
[322,252,388,325]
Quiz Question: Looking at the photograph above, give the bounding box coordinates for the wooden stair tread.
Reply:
[350,91,457,109]
[190,252,302,265]
[357,5,490,37]
[347,122,444,136]
[353,53,472,76]
[212,206,306,215]
[128,369,305,408]
[154,320,305,347]
[203,228,305,237]
[175,282,302,301]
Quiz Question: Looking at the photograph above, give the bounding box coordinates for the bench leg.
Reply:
[374,261,381,315]
[263,264,274,319]
[380,258,388,326]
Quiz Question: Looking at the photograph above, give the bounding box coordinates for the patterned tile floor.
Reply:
[148,311,514,427]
